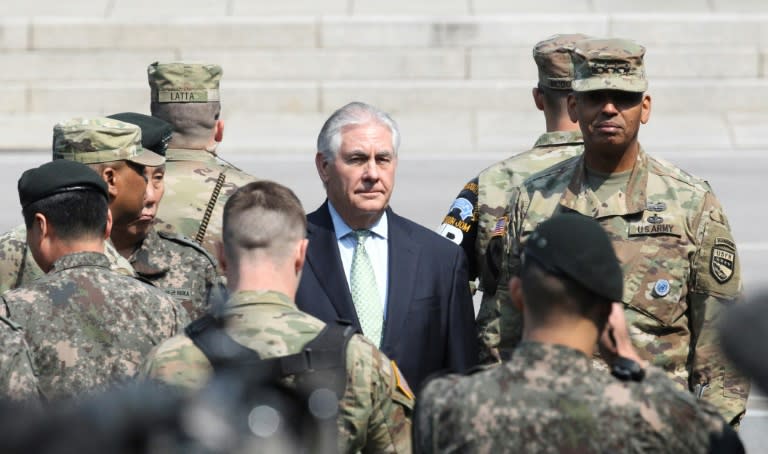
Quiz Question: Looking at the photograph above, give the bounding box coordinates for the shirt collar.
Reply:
[327,201,388,241]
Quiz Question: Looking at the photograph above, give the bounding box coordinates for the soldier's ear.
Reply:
[215,241,227,274]
[532,87,545,112]
[101,167,118,199]
[104,209,112,240]
[640,94,651,125]
[214,119,224,142]
[567,93,578,123]
[509,276,524,312]
[295,238,308,275]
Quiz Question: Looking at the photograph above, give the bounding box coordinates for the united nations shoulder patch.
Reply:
[710,237,736,284]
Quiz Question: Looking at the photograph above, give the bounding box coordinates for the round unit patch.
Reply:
[653,279,671,297]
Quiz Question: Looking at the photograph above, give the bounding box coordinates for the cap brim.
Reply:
[572,77,647,93]
[128,148,165,166]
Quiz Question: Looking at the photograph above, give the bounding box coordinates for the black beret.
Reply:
[18,160,108,209]
[107,112,172,156]
[524,213,623,302]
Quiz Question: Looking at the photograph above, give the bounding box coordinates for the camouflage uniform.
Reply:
[158,150,256,257]
[439,34,587,364]
[147,62,256,257]
[0,252,189,400]
[415,341,734,453]
[0,223,135,295]
[0,315,39,402]
[140,290,413,453]
[128,226,221,319]
[496,149,749,424]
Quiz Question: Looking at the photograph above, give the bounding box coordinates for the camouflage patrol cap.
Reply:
[147,62,222,103]
[107,112,172,156]
[571,38,647,93]
[533,33,590,90]
[18,160,108,209]
[524,213,623,302]
[52,117,165,166]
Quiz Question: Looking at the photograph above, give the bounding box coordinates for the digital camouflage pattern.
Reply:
[147,62,222,104]
[0,315,39,402]
[571,38,648,93]
[0,252,189,400]
[415,341,734,453]
[492,149,749,424]
[52,117,163,167]
[157,149,256,258]
[140,290,413,454]
[0,223,135,295]
[440,131,583,363]
[128,226,222,319]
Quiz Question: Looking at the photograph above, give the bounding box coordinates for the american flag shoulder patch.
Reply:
[491,216,508,237]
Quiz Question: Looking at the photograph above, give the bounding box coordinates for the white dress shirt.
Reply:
[328,201,389,319]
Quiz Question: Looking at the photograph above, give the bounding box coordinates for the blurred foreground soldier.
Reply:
[439,33,588,364]
[720,291,768,393]
[297,101,478,390]
[490,38,749,424]
[148,62,256,258]
[108,113,223,318]
[415,214,743,454]
[141,181,413,453]
[0,160,187,400]
[0,316,39,402]
[0,116,167,294]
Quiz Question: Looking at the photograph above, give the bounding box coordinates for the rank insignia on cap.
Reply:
[711,237,736,284]
[491,216,508,237]
[390,360,414,400]
[653,279,671,297]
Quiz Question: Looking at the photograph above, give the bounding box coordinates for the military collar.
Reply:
[224,290,296,312]
[51,251,111,273]
[533,130,583,148]
[559,146,648,218]
[165,148,218,164]
[510,341,592,375]
[129,227,170,277]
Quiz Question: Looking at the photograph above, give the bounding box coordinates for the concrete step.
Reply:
[4,1,768,17]
[3,15,768,50]
[3,111,765,155]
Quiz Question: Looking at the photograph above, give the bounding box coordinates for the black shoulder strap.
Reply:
[185,316,358,397]
[185,314,262,372]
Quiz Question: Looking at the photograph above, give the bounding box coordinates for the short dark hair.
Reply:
[537,84,570,117]
[520,256,612,330]
[23,190,109,241]
[223,181,306,265]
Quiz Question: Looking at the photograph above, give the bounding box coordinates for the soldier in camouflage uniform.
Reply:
[140,181,413,453]
[438,34,588,363]
[490,38,749,425]
[107,113,223,319]
[415,214,742,453]
[0,315,39,402]
[0,116,169,294]
[147,62,257,259]
[1,153,188,400]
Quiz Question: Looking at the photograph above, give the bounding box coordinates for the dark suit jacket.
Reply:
[296,201,478,390]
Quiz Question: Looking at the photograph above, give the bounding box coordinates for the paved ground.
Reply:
[1,147,766,449]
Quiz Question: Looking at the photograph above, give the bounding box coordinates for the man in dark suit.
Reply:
[296,102,478,390]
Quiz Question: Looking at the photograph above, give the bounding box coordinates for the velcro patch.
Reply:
[710,237,736,284]
[628,213,681,237]
[491,216,508,238]
[158,89,220,103]
[164,287,192,299]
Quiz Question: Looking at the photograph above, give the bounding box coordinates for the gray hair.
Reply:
[316,102,400,162]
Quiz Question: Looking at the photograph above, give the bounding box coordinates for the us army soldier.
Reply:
[141,181,413,453]
[438,34,588,363]
[415,214,742,453]
[147,62,257,258]
[493,38,749,425]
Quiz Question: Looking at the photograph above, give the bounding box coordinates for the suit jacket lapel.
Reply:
[306,202,361,327]
[382,209,420,351]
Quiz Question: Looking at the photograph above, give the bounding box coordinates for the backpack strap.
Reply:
[185,314,262,372]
